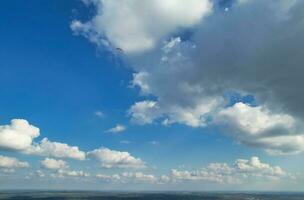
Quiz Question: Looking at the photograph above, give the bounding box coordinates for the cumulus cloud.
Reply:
[128,97,220,127]
[217,102,295,136]
[0,119,40,151]
[234,156,286,178]
[216,102,304,155]
[26,138,86,160]
[71,0,213,54]
[39,158,89,178]
[171,156,289,184]
[88,147,146,169]
[93,157,289,185]
[40,158,68,170]
[75,0,304,155]
[128,100,160,125]
[0,155,29,169]
[0,119,86,160]
[105,124,126,133]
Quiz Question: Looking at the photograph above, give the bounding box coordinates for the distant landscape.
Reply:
[1,191,304,200]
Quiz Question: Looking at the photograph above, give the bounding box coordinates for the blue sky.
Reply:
[1,0,304,191]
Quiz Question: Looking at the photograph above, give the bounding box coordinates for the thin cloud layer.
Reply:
[52,169,90,178]
[96,172,157,183]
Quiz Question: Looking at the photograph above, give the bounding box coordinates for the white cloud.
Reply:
[94,110,104,117]
[149,141,159,145]
[105,124,126,133]
[74,0,304,155]
[39,158,88,178]
[216,102,304,155]
[96,172,157,183]
[124,1,304,154]
[132,72,151,94]
[0,155,29,169]
[72,0,213,54]
[26,138,86,160]
[0,119,86,160]
[40,158,68,170]
[96,173,121,182]
[128,100,160,125]
[53,169,90,178]
[121,172,157,183]
[171,156,289,184]
[234,157,286,178]
[0,119,40,151]
[88,147,146,169]
[217,102,295,135]
[93,157,290,185]
[162,37,182,53]
[129,97,221,127]
[36,170,45,178]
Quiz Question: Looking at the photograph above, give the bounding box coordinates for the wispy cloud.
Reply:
[94,110,104,118]
[105,124,126,133]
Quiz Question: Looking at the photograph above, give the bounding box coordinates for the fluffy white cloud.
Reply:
[105,124,126,133]
[216,102,304,155]
[128,98,220,127]
[128,100,160,125]
[0,119,86,160]
[0,155,29,169]
[72,0,213,54]
[88,147,146,169]
[40,158,68,170]
[171,156,288,184]
[234,157,286,178]
[25,138,86,160]
[0,119,40,151]
[217,102,295,135]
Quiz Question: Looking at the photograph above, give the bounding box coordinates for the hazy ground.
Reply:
[0,191,303,200]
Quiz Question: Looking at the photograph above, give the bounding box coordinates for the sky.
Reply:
[0,0,304,191]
